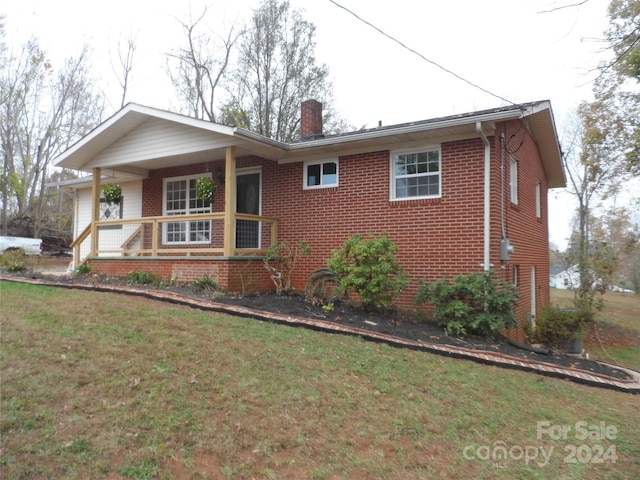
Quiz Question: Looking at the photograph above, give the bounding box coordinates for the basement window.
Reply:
[304,159,338,189]
[391,147,441,200]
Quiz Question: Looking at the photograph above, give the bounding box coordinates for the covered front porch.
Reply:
[69,144,278,291]
[52,104,310,291]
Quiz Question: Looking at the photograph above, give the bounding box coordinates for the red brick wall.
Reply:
[88,257,273,292]
[258,140,487,306]
[489,121,551,340]
[109,119,551,338]
[257,120,549,336]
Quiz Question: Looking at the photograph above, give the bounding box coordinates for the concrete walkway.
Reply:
[2,274,639,394]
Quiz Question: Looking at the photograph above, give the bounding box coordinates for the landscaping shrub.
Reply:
[417,271,518,339]
[264,240,310,295]
[533,306,593,349]
[191,274,221,294]
[74,262,91,275]
[0,248,27,272]
[327,234,409,312]
[127,271,159,285]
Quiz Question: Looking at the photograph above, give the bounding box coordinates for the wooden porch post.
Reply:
[90,168,101,256]
[223,146,236,256]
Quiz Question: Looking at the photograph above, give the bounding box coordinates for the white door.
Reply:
[530,266,537,328]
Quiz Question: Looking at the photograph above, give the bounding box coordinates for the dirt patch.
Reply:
[4,270,638,382]
[587,321,640,349]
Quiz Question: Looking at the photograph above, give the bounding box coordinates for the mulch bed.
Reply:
[6,268,638,383]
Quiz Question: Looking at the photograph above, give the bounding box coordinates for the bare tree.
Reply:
[562,106,624,311]
[0,35,104,238]
[167,7,241,122]
[111,31,137,109]
[229,0,334,142]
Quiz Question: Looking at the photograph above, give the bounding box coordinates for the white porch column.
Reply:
[90,168,101,256]
[223,147,236,256]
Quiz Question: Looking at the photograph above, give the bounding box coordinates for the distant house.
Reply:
[549,264,579,289]
[53,99,564,340]
[550,263,609,293]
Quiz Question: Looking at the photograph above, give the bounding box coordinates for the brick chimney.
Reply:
[300,99,323,140]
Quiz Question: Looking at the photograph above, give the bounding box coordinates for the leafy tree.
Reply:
[599,203,640,292]
[591,0,640,175]
[228,0,336,141]
[0,28,104,237]
[561,0,640,308]
[561,110,619,312]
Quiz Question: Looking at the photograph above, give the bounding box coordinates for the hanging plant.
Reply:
[196,177,217,201]
[102,184,122,204]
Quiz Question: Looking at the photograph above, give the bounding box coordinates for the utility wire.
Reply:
[328,0,517,107]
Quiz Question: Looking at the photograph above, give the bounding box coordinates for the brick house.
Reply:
[54,100,564,336]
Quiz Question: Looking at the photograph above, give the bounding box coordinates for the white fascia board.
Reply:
[286,106,529,151]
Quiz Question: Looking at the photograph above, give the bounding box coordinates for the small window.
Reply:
[535,181,541,218]
[510,157,518,205]
[512,265,519,286]
[304,160,338,188]
[99,198,123,221]
[391,147,441,200]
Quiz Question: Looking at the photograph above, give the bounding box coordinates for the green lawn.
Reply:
[551,288,640,370]
[2,281,638,479]
[550,288,640,333]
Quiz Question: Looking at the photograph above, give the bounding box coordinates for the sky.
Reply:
[2,0,623,249]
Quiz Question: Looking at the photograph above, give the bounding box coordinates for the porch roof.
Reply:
[53,101,565,188]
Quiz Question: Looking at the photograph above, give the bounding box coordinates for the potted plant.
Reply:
[196,177,216,201]
[102,184,122,204]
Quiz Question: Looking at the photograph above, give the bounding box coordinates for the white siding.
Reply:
[74,181,143,260]
[87,118,234,168]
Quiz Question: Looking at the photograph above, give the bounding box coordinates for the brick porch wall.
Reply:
[87,257,273,294]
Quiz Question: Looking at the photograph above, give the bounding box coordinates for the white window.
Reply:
[304,159,338,188]
[510,157,518,205]
[163,175,211,244]
[535,181,541,218]
[391,147,441,200]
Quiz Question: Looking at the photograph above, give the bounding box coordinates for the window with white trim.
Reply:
[535,181,541,218]
[391,147,441,199]
[163,175,211,244]
[510,157,518,205]
[304,159,338,188]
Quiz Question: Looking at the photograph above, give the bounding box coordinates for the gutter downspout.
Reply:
[476,123,491,271]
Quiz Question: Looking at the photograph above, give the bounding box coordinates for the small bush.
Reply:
[417,271,518,339]
[533,306,593,349]
[74,262,91,275]
[191,274,220,293]
[264,240,310,295]
[0,248,28,272]
[127,271,158,285]
[327,234,409,312]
